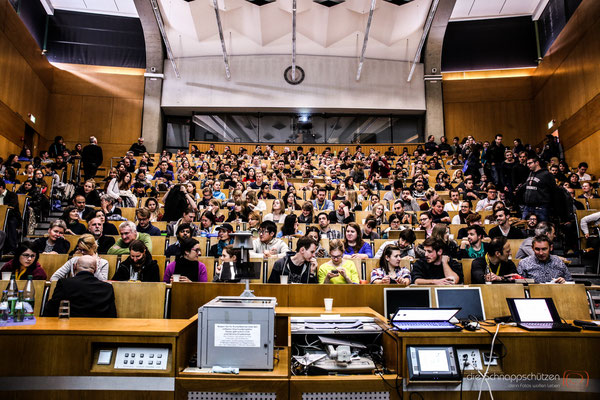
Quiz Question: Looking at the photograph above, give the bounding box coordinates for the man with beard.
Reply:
[411,237,463,285]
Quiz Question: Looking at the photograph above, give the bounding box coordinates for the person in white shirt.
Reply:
[476,184,498,212]
[249,221,290,258]
[443,189,461,212]
[576,162,591,181]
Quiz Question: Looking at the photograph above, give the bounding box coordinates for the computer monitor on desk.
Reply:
[384,288,431,320]
[434,287,486,322]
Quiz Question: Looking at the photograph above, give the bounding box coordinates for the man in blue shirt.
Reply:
[312,187,334,211]
[153,161,174,184]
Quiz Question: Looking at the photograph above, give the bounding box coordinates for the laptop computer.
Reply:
[506,298,580,332]
[435,287,486,322]
[384,287,431,320]
[391,308,462,331]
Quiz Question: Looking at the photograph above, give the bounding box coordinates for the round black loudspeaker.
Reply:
[284,66,305,85]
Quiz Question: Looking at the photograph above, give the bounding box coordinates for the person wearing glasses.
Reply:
[518,156,556,221]
[250,221,290,258]
[318,240,359,284]
[0,241,46,280]
[417,212,434,238]
[163,238,207,283]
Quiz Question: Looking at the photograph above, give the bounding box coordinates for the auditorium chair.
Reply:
[111,281,168,318]
[528,284,593,320]
[38,253,69,278]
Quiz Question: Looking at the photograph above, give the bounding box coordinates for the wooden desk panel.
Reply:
[170,283,289,319]
[0,317,191,336]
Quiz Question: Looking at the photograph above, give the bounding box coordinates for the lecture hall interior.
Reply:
[1,0,600,399]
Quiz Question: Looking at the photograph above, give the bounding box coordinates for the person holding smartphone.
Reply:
[318,240,360,284]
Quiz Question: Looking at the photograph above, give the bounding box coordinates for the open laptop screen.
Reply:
[384,288,431,319]
[512,298,554,322]
[435,288,486,321]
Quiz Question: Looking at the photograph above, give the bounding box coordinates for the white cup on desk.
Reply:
[324,298,333,311]
[1,272,11,280]
[280,275,288,284]
[172,274,181,282]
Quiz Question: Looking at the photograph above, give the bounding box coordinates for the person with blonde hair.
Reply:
[51,234,109,281]
[318,239,359,284]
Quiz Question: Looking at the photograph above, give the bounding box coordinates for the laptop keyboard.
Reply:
[394,321,457,330]
[520,322,579,331]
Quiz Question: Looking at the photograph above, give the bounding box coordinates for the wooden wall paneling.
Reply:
[51,65,145,99]
[110,98,142,144]
[45,94,83,143]
[79,96,114,144]
[564,131,600,176]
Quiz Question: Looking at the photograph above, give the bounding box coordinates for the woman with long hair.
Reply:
[61,206,87,235]
[277,213,303,238]
[346,190,361,212]
[162,184,189,222]
[163,238,208,282]
[245,190,266,212]
[264,199,286,223]
[370,245,411,285]
[145,197,162,222]
[0,241,46,280]
[343,222,372,259]
[118,172,137,207]
[208,199,225,223]
[370,202,388,225]
[358,183,373,204]
[243,168,256,183]
[226,200,249,223]
[112,240,159,282]
[331,182,347,201]
[283,191,301,212]
[247,211,262,231]
[51,234,109,281]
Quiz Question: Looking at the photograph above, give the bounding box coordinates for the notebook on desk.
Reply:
[391,308,462,332]
[506,298,581,332]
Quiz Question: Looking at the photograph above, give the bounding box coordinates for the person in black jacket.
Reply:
[44,255,117,318]
[471,236,518,284]
[81,136,103,181]
[519,156,557,222]
[48,136,67,158]
[488,208,524,239]
[328,200,354,224]
[267,237,319,283]
[0,179,21,252]
[129,137,147,156]
[112,240,159,282]
[32,220,71,254]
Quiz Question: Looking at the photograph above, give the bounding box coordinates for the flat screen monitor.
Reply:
[384,288,431,320]
[434,287,486,321]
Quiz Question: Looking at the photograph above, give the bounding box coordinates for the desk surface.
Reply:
[391,321,600,338]
[0,317,196,336]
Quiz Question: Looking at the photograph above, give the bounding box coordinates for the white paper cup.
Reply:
[324,298,333,311]
[172,274,181,282]
[1,272,11,280]
[280,275,289,284]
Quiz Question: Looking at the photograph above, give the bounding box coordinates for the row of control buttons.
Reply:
[123,359,162,365]
[124,353,162,358]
